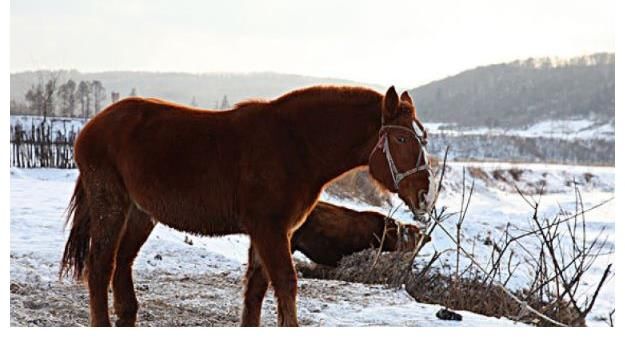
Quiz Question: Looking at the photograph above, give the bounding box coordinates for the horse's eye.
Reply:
[398,136,406,143]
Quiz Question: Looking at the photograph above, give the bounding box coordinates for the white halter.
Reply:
[374,122,431,190]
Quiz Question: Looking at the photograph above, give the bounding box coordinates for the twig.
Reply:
[426,208,569,327]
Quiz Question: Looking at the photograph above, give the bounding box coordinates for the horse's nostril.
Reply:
[418,190,427,203]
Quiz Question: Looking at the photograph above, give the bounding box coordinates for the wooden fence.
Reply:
[10,116,85,168]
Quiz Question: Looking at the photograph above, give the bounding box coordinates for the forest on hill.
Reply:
[408,53,614,127]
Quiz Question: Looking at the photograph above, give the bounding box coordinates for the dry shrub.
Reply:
[467,167,490,182]
[297,249,413,285]
[404,268,584,326]
[429,155,440,169]
[325,168,391,207]
[297,249,585,326]
[312,154,611,327]
[325,154,442,207]
[492,169,508,183]
[508,168,524,181]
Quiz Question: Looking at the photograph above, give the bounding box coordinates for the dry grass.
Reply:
[301,162,613,327]
[298,248,584,326]
[325,155,442,207]
[309,149,612,326]
[325,168,391,207]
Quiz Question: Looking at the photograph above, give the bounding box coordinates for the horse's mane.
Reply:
[234,85,382,110]
[234,98,269,109]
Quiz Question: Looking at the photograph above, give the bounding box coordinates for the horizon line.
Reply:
[10,51,615,91]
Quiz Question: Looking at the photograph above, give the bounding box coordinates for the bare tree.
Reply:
[57,79,77,116]
[92,80,106,114]
[220,95,230,109]
[24,72,60,118]
[25,83,44,115]
[111,91,120,103]
[10,99,30,114]
[42,78,58,119]
[76,81,90,118]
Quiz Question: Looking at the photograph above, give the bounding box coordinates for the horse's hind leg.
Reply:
[250,229,298,327]
[113,204,155,327]
[83,170,130,326]
[241,244,269,326]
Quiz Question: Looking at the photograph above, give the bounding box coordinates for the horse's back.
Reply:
[304,202,384,239]
[292,202,385,265]
[74,98,242,234]
[77,97,236,168]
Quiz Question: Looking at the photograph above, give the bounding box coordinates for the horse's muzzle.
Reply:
[411,207,431,225]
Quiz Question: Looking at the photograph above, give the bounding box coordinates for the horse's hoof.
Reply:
[115,319,136,327]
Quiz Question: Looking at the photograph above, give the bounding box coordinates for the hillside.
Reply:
[408,53,615,127]
[10,70,379,108]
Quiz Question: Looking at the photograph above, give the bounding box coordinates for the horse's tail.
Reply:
[60,175,91,281]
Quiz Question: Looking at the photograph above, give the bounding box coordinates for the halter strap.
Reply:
[383,218,413,246]
[374,124,431,190]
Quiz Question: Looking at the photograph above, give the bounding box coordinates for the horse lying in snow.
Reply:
[291,201,431,267]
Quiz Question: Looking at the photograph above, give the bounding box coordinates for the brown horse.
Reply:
[60,85,434,327]
[291,201,431,267]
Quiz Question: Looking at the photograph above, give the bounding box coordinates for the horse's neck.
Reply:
[292,100,382,186]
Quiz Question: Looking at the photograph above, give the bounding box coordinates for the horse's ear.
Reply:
[383,86,399,122]
[400,91,413,105]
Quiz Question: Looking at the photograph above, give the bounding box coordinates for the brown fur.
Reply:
[60,85,430,327]
[368,90,432,211]
[291,201,430,267]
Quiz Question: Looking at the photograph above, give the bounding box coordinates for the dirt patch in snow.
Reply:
[10,266,400,327]
[11,269,307,327]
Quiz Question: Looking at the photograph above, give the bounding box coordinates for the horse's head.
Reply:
[369,86,436,222]
[383,218,432,251]
[398,223,431,250]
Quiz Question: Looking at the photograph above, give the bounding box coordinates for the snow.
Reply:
[11,115,613,143]
[10,162,614,326]
[303,285,521,327]
[10,115,86,138]
[321,161,614,326]
[424,118,614,140]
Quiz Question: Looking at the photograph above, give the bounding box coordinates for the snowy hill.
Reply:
[424,119,614,165]
[408,53,614,127]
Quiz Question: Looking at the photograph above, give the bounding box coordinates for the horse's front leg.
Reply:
[249,228,298,327]
[240,245,269,326]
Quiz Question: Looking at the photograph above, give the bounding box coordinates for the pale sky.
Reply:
[10,0,615,88]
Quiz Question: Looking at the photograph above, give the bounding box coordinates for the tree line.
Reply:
[409,53,615,127]
[11,75,108,119]
[10,74,234,119]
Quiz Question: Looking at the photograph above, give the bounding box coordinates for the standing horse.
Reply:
[60,85,434,327]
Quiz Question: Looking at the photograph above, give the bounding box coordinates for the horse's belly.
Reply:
[129,185,242,237]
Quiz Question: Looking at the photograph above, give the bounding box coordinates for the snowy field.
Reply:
[10,115,86,137]
[10,162,614,327]
[10,115,614,142]
[425,118,614,140]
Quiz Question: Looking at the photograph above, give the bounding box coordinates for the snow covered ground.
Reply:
[10,115,614,143]
[325,161,615,326]
[10,162,614,326]
[425,117,614,140]
[10,115,86,138]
